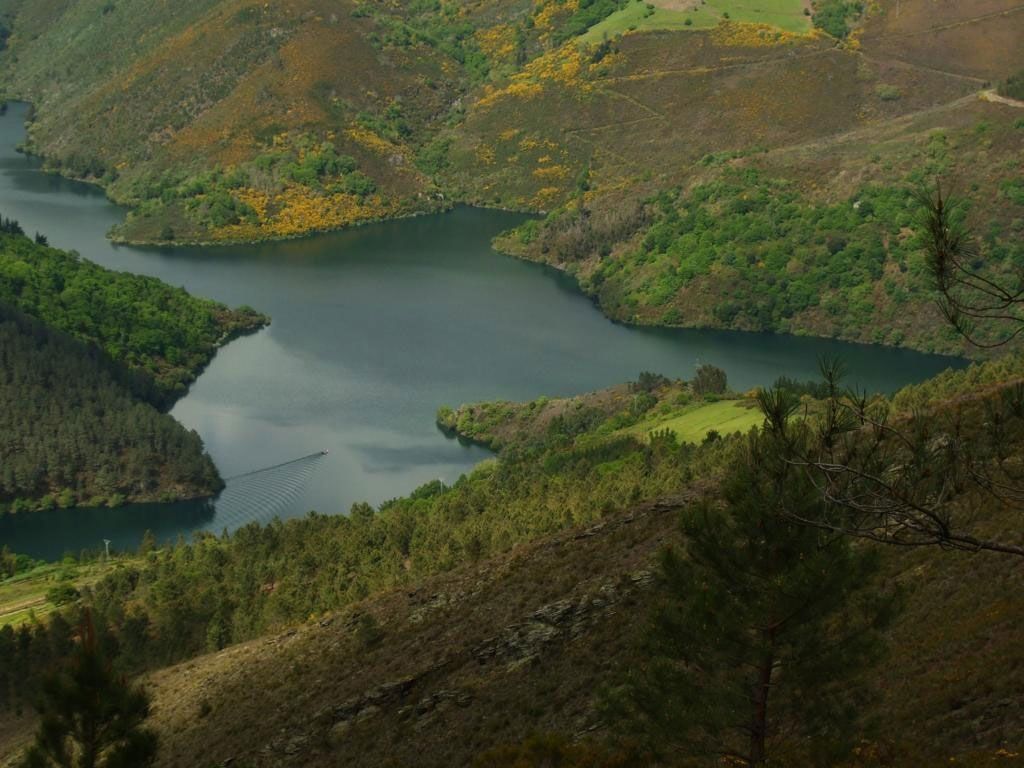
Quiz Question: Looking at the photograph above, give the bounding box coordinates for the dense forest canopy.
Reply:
[0,228,267,403]
[0,301,222,513]
[0,223,266,512]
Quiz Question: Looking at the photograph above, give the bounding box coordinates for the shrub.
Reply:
[999,69,1024,101]
[632,371,670,393]
[812,0,862,38]
[354,614,384,650]
[692,364,728,397]
[876,84,902,101]
[46,581,80,607]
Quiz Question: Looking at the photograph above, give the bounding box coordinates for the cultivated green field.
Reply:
[0,560,127,628]
[624,399,764,444]
[581,0,812,43]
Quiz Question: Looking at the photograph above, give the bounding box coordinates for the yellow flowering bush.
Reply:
[533,164,571,182]
[711,20,809,47]
[476,44,597,110]
[476,24,517,60]
[346,125,402,157]
[215,185,396,241]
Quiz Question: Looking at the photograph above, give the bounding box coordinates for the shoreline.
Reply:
[4,100,538,249]
[491,235,980,364]
[5,101,968,363]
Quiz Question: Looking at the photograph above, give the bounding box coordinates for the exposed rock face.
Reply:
[138,497,686,768]
[299,566,658,762]
[316,677,417,724]
[473,570,654,668]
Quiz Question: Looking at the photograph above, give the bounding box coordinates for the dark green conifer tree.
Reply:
[19,612,157,768]
[614,430,896,766]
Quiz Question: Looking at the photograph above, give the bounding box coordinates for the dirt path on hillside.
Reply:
[0,596,46,621]
[982,90,1024,108]
[754,91,983,160]
[600,47,834,84]
[569,45,994,173]
[863,3,1024,40]
[858,52,988,85]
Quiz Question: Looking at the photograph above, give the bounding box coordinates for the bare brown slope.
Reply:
[859,0,1024,82]
[36,493,1014,768]
[143,497,688,768]
[0,494,1020,765]
[446,0,1015,213]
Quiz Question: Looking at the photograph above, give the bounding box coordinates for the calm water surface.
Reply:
[0,102,965,559]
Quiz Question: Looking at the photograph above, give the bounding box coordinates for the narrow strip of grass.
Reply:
[581,2,711,42]
[580,0,810,44]
[0,559,135,628]
[623,399,764,444]
[1,603,55,629]
[708,0,813,31]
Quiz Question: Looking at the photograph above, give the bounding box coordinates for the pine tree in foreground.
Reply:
[611,430,897,766]
[19,611,157,768]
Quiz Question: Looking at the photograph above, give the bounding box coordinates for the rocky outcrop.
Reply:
[144,495,688,768]
[287,564,658,764]
[472,569,655,669]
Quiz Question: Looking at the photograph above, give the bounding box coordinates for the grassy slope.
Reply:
[581,0,812,42]
[0,555,142,760]
[623,398,764,443]
[1,0,1013,237]
[487,0,1024,358]
[582,1,714,40]
[498,99,1024,357]
[446,0,1017,212]
[0,0,516,243]
[0,558,130,628]
[437,378,764,452]
[440,382,764,450]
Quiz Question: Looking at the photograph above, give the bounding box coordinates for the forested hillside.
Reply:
[0,227,266,401]
[0,302,221,513]
[486,2,1024,357]
[0,224,265,512]
[499,109,1024,356]
[2,360,1023,765]
[0,0,1021,356]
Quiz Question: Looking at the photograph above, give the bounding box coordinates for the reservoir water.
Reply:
[0,102,964,559]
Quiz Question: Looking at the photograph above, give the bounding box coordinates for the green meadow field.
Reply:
[624,398,765,443]
[581,0,812,43]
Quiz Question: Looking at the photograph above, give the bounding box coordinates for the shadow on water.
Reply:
[0,501,217,562]
[0,101,969,560]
